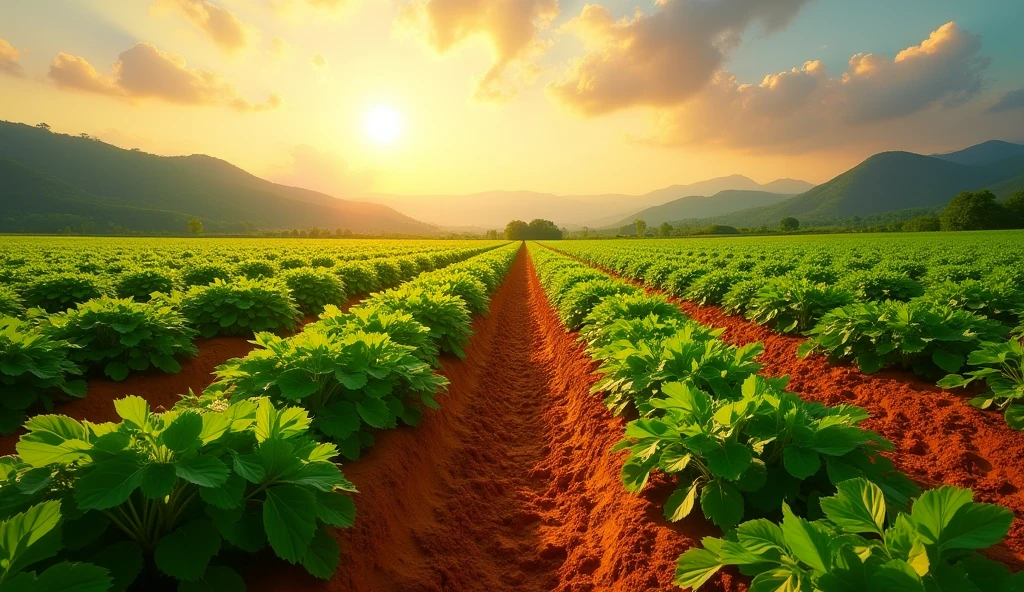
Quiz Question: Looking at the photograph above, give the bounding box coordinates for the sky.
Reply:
[1,0,1023,198]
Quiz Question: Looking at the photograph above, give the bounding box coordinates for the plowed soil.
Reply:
[542,246,1024,568]
[249,246,744,592]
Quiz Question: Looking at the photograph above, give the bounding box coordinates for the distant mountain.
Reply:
[0,121,434,235]
[606,190,795,229]
[699,149,1017,227]
[372,175,814,229]
[987,173,1024,198]
[932,140,1024,167]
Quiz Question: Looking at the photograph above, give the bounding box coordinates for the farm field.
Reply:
[2,233,1024,592]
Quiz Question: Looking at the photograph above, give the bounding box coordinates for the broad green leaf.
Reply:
[286,462,347,492]
[153,519,222,581]
[911,486,973,546]
[736,519,787,557]
[620,458,651,493]
[749,567,804,592]
[276,369,320,400]
[673,548,723,590]
[140,463,177,499]
[783,446,821,479]
[232,453,266,483]
[819,478,886,536]
[870,559,925,592]
[0,500,63,577]
[300,527,340,580]
[175,456,230,488]
[939,502,1013,552]
[199,472,246,509]
[707,442,753,481]
[75,459,144,510]
[700,479,744,530]
[356,398,389,429]
[1005,405,1024,431]
[159,412,203,453]
[781,503,830,573]
[315,492,355,528]
[263,485,318,563]
[932,349,965,374]
[22,415,86,444]
[113,396,149,429]
[664,482,698,522]
[9,560,113,592]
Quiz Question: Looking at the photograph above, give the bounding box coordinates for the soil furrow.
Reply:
[250,246,743,592]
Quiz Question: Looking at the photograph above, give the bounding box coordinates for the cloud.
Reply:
[272,145,374,198]
[48,42,281,111]
[641,22,991,151]
[0,39,26,77]
[987,87,1024,113]
[270,36,289,57]
[548,0,812,115]
[398,0,559,103]
[310,52,328,70]
[156,0,250,52]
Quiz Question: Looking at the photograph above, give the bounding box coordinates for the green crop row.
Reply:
[547,235,1024,431]
[0,242,520,591]
[527,242,1021,592]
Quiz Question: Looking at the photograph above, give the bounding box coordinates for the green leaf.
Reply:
[910,486,973,547]
[749,567,804,592]
[263,484,318,563]
[300,526,340,579]
[175,456,230,488]
[177,566,246,592]
[932,349,965,374]
[781,503,830,573]
[664,482,699,522]
[232,453,266,483]
[315,492,355,528]
[783,446,821,479]
[870,559,925,591]
[89,541,143,592]
[113,396,149,429]
[621,458,651,493]
[105,362,130,382]
[14,560,113,592]
[0,500,63,577]
[700,479,744,530]
[199,472,246,509]
[355,397,390,429]
[154,519,222,581]
[75,459,144,510]
[276,369,320,400]
[140,463,177,499]
[159,412,203,453]
[706,442,753,481]
[736,519,787,556]
[1005,405,1024,431]
[939,501,1013,552]
[819,478,886,536]
[673,548,723,590]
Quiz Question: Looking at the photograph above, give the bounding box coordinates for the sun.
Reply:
[364,105,403,145]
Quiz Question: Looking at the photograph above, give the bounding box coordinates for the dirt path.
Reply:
[250,246,743,592]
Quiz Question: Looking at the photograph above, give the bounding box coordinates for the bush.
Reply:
[314,305,440,368]
[114,268,176,301]
[180,263,232,287]
[278,256,307,270]
[686,270,746,306]
[413,271,489,317]
[42,297,197,381]
[310,255,335,268]
[22,273,106,313]
[333,261,379,295]
[369,260,402,290]
[366,287,473,358]
[558,280,639,330]
[663,266,713,297]
[235,259,277,280]
[208,331,447,460]
[941,190,1006,231]
[746,277,854,333]
[0,396,357,588]
[839,269,924,302]
[179,278,300,338]
[903,214,941,232]
[721,278,767,315]
[282,268,347,316]
[0,317,86,434]
[0,285,24,317]
[920,279,1024,325]
[939,339,1024,430]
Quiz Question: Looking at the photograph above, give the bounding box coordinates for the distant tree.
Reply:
[36,122,51,131]
[658,222,673,238]
[308,227,322,238]
[941,190,1005,231]
[902,215,941,232]
[130,147,141,152]
[1004,190,1024,229]
[700,225,740,235]
[779,217,800,232]
[188,217,204,235]
[618,225,631,237]
[504,219,529,240]
[581,226,589,239]
[78,133,92,140]
[634,219,648,238]
[485,229,498,239]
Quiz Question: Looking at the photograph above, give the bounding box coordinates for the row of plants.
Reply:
[0,245,509,437]
[527,243,1020,591]
[548,239,1024,431]
[0,243,521,591]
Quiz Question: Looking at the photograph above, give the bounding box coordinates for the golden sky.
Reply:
[2,0,1022,198]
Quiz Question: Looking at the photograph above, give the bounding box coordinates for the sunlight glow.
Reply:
[364,105,403,145]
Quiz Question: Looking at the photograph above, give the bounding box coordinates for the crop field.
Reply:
[2,233,1024,591]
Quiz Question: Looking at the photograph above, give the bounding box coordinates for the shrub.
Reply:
[581,292,687,337]
[278,256,307,270]
[721,278,767,315]
[366,287,473,358]
[939,339,1024,430]
[414,271,489,317]
[179,278,300,338]
[310,255,335,268]
[746,277,854,333]
[663,266,712,297]
[0,317,86,434]
[41,297,197,381]
[333,261,379,295]
[0,285,24,317]
[180,263,232,287]
[0,396,356,588]
[114,268,176,301]
[686,270,746,306]
[283,268,347,316]
[22,273,106,313]
[314,305,440,367]
[920,279,1024,324]
[839,269,924,302]
[207,331,447,460]
[369,260,401,289]
[235,259,277,280]
[558,279,640,330]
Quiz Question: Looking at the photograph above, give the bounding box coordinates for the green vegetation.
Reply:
[504,218,563,240]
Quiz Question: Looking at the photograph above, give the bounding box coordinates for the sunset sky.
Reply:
[2,0,1023,198]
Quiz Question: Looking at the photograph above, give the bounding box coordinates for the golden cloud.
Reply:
[0,39,26,77]
[398,0,559,103]
[156,0,250,52]
[48,42,280,112]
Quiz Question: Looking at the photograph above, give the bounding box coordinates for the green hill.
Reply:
[701,151,1013,227]
[607,190,794,228]
[932,140,1024,167]
[0,121,434,235]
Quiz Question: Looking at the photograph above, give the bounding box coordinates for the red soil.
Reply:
[249,246,744,592]
[0,294,364,456]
